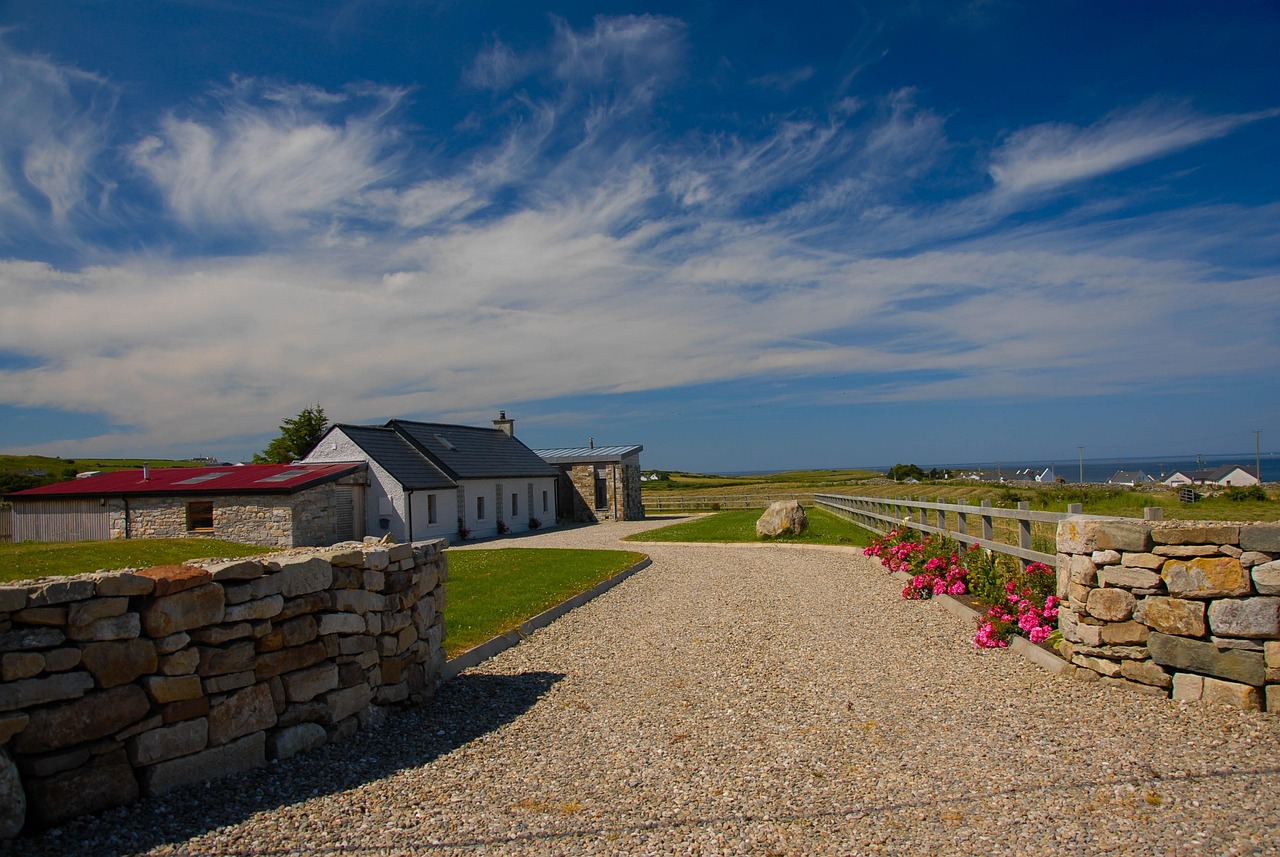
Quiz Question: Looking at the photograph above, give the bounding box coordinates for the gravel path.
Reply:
[14,519,1280,856]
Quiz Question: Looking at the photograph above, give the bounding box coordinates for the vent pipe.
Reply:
[589,437,594,449]
[142,463,150,481]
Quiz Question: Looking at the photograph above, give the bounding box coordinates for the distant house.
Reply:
[4,462,366,546]
[1164,465,1259,488]
[1107,470,1155,487]
[533,443,645,523]
[303,412,560,541]
[1035,467,1057,483]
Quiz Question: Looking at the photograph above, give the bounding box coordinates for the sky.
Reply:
[0,0,1278,473]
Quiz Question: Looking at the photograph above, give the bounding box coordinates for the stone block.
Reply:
[1207,597,1280,638]
[1161,557,1251,598]
[0,627,65,652]
[331,567,361,589]
[141,584,226,637]
[322,548,365,567]
[162,696,210,724]
[224,595,284,623]
[375,682,409,705]
[1154,545,1218,558]
[1220,545,1243,558]
[387,543,414,562]
[338,635,375,656]
[1252,560,1280,595]
[1100,621,1150,645]
[190,622,254,644]
[208,683,276,746]
[81,638,157,688]
[1171,672,1203,701]
[1120,659,1171,688]
[203,670,256,694]
[279,615,318,647]
[254,641,327,681]
[1201,677,1262,711]
[278,591,330,621]
[283,663,339,703]
[1098,567,1163,590]
[43,647,81,672]
[142,731,266,797]
[1086,588,1135,622]
[14,684,150,753]
[143,674,203,704]
[222,583,254,606]
[126,717,209,766]
[1072,654,1122,677]
[1240,524,1280,553]
[27,579,96,607]
[1148,632,1265,685]
[1267,641,1280,668]
[318,612,366,635]
[1120,552,1164,570]
[1099,676,1169,697]
[91,572,155,597]
[160,648,200,676]
[0,712,28,744]
[1240,551,1273,568]
[332,590,386,614]
[67,612,141,642]
[1136,596,1206,637]
[202,559,266,582]
[277,700,327,728]
[0,588,27,612]
[1068,555,1097,586]
[272,557,333,598]
[362,549,390,571]
[0,748,24,838]
[267,722,326,760]
[154,632,191,655]
[137,564,212,596]
[363,570,386,592]
[1151,524,1239,546]
[322,682,373,724]
[1213,637,1263,651]
[197,641,255,677]
[15,606,67,626]
[67,597,128,627]
[1091,521,1153,552]
[25,747,138,826]
[2,651,44,681]
[0,671,93,713]
[1090,549,1121,565]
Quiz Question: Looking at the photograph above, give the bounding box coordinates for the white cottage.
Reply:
[303,413,559,542]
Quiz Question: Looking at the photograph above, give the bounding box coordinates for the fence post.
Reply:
[1017,500,1032,551]
[957,500,968,539]
[1067,503,1083,514]
[936,499,945,531]
[1144,507,1165,521]
[981,500,993,541]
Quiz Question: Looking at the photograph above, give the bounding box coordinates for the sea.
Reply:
[725,452,1280,484]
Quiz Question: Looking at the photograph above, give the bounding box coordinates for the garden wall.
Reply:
[0,538,447,837]
[1056,518,1279,713]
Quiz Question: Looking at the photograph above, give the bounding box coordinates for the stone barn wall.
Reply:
[0,539,447,836]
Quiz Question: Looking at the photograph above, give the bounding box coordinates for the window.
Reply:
[186,501,214,531]
[542,490,548,512]
[427,493,437,525]
[476,496,485,520]
[511,493,518,516]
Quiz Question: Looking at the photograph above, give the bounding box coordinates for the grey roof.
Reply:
[1178,464,1257,482]
[389,420,560,480]
[533,445,643,465]
[332,425,455,490]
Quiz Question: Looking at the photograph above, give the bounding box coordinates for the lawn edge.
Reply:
[442,555,652,679]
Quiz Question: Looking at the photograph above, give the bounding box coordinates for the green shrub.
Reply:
[1225,485,1268,502]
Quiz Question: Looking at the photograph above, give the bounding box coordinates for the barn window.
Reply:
[186,501,214,531]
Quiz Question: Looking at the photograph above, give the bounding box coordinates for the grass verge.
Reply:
[625,507,877,546]
[446,548,646,656]
[0,539,274,583]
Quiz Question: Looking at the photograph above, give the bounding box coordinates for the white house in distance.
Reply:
[1163,465,1260,488]
[1107,470,1157,487]
[303,413,560,542]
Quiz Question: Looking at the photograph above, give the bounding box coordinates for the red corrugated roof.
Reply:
[6,462,364,499]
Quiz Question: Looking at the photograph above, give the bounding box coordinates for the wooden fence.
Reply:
[643,493,818,512]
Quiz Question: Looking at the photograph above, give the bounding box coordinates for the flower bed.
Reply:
[864,527,1059,649]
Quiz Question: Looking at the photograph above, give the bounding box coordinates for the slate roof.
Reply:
[332,425,454,490]
[533,445,643,465]
[1172,465,1258,483]
[6,462,364,499]
[390,420,559,481]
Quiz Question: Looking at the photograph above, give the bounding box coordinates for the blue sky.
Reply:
[0,1,1277,472]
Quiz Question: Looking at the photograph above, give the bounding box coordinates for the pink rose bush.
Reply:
[865,530,1059,649]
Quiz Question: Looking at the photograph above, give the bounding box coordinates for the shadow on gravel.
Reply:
[13,670,565,857]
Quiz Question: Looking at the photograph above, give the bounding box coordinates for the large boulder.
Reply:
[756,501,808,538]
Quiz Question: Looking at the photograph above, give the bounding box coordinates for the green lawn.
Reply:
[0,539,273,584]
[625,506,877,546]
[446,548,646,656]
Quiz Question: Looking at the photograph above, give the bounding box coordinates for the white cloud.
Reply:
[989,104,1280,197]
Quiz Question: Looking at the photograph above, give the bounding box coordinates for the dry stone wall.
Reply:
[0,539,447,836]
[1056,517,1279,713]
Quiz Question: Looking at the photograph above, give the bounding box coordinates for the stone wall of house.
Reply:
[0,539,447,836]
[566,465,600,523]
[105,485,348,549]
[1056,517,1279,713]
[619,463,644,521]
[562,463,644,523]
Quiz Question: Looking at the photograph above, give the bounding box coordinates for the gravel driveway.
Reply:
[17,518,1280,856]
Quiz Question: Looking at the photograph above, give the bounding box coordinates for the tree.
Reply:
[254,404,330,464]
[887,463,926,482]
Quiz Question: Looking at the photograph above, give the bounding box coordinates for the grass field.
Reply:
[625,507,877,546]
[0,538,273,583]
[445,548,646,656]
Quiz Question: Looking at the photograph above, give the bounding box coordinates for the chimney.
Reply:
[589,437,594,449]
[492,410,515,437]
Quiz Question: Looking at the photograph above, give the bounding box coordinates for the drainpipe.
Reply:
[122,496,131,539]
[406,491,413,542]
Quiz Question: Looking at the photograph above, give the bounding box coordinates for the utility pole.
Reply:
[1256,430,1263,484]
[1078,446,1084,484]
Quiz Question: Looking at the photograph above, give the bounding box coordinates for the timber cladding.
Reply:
[0,539,447,836]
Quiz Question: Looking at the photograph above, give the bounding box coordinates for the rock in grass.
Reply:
[756,501,808,538]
